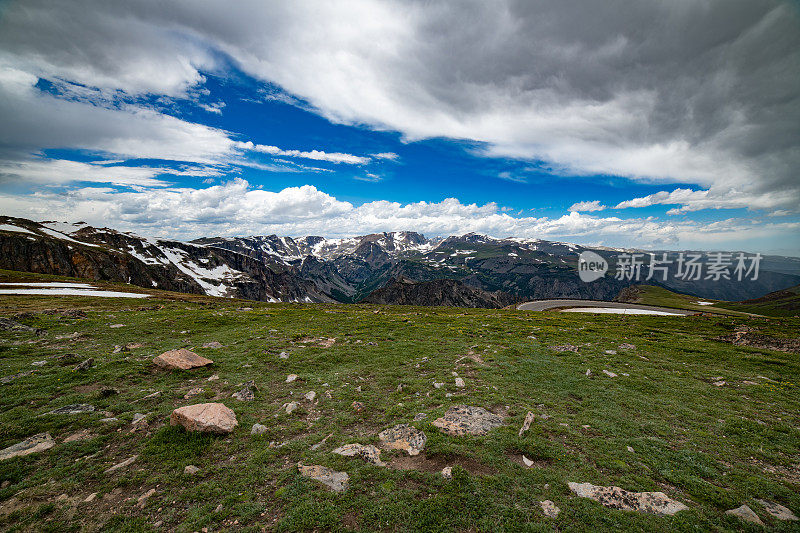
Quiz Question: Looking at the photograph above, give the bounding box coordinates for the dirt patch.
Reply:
[74,383,103,394]
[717,331,800,353]
[388,452,496,476]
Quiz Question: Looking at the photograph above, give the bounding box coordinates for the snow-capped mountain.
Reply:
[1,216,798,304]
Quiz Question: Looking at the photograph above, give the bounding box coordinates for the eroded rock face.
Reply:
[568,482,688,515]
[170,403,237,434]
[332,443,385,466]
[0,433,54,461]
[378,424,427,456]
[153,349,213,370]
[725,504,763,525]
[756,499,798,521]
[432,405,504,436]
[297,463,349,492]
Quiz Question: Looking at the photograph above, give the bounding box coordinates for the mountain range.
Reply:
[1,216,798,306]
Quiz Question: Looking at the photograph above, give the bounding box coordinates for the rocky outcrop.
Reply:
[297,463,349,492]
[0,433,54,461]
[170,403,238,434]
[568,482,688,515]
[153,349,213,370]
[378,424,427,456]
[433,405,504,436]
[360,277,516,308]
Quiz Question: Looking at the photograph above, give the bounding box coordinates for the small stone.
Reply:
[518,411,535,437]
[286,374,298,383]
[454,377,465,388]
[756,499,798,521]
[137,488,156,508]
[396,384,403,392]
[83,493,97,503]
[351,401,365,412]
[109,324,124,328]
[725,504,764,525]
[540,500,560,518]
[433,405,504,436]
[304,391,316,402]
[1,481,9,489]
[285,401,299,414]
[310,433,333,451]
[202,341,223,349]
[441,466,453,479]
[170,403,238,434]
[585,369,592,377]
[522,455,534,467]
[63,429,93,442]
[74,358,94,371]
[297,463,349,492]
[31,360,47,366]
[153,521,163,527]
[279,352,289,359]
[605,350,617,355]
[413,413,427,421]
[378,424,427,456]
[433,382,444,389]
[184,465,200,475]
[251,423,267,435]
[232,380,257,401]
[47,404,95,415]
[214,504,223,513]
[0,433,55,461]
[152,349,213,371]
[132,413,147,425]
[619,343,636,350]
[184,387,203,399]
[104,455,138,474]
[207,374,219,381]
[332,443,385,466]
[713,380,726,387]
[100,417,119,423]
[568,482,687,515]
[602,370,617,378]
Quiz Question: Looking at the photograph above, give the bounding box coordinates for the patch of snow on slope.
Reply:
[0,224,34,234]
[0,287,149,298]
[37,226,100,247]
[156,245,242,297]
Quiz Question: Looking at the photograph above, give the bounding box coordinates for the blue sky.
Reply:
[0,1,798,254]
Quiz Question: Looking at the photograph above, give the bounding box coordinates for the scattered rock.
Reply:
[414,413,427,421]
[47,404,95,415]
[100,417,119,423]
[63,429,93,442]
[585,369,592,377]
[627,446,635,453]
[137,488,156,508]
[310,433,333,451]
[1,370,35,384]
[279,352,289,359]
[0,433,55,461]
[286,374,298,383]
[83,493,97,503]
[304,391,317,402]
[568,482,687,515]
[297,463,348,492]
[351,401,365,412]
[232,380,257,401]
[74,358,94,371]
[284,401,299,414]
[602,370,617,378]
[202,341,223,349]
[31,360,47,366]
[549,344,579,353]
[713,380,726,387]
[207,374,219,381]
[170,403,238,434]
[522,455,534,467]
[184,465,200,475]
[378,424,427,456]
[131,413,147,426]
[455,377,465,388]
[184,387,203,399]
[619,343,636,350]
[433,382,444,389]
[332,443,385,466]
[725,504,764,525]
[605,350,617,355]
[441,466,453,479]
[518,411,535,437]
[0,318,43,334]
[432,405,504,436]
[251,423,267,435]
[152,349,213,371]
[104,455,138,474]
[61,309,87,319]
[756,499,797,521]
[540,500,560,518]
[109,324,125,328]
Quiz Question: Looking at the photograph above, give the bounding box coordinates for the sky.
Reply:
[0,0,798,254]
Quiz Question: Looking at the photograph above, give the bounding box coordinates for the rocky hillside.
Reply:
[1,216,799,305]
[359,276,516,308]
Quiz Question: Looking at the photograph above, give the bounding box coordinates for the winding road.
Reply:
[517,299,695,315]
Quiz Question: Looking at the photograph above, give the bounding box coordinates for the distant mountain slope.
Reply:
[1,216,799,305]
[716,284,800,317]
[359,276,516,308]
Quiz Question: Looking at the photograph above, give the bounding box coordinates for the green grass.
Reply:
[715,285,800,318]
[0,270,798,531]
[621,285,759,316]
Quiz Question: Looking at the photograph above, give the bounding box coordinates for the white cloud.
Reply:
[372,152,399,161]
[354,173,383,182]
[614,188,794,214]
[236,141,371,165]
[568,200,606,212]
[2,179,797,253]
